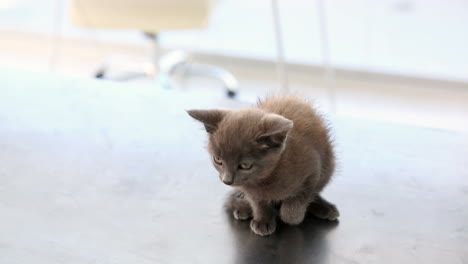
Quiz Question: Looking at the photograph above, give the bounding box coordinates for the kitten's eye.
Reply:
[213,156,223,165]
[238,163,253,170]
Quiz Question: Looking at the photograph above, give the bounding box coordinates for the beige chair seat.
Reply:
[70,0,214,31]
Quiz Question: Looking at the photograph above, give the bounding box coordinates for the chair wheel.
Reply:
[227,90,237,98]
[95,70,106,79]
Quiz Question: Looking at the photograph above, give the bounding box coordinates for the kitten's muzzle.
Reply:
[222,179,234,185]
[221,173,234,185]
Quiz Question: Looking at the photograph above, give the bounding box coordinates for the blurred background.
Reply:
[1,0,467,131]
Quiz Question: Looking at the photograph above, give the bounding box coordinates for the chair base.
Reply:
[93,50,238,99]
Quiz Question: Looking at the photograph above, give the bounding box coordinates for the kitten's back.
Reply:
[258,96,335,189]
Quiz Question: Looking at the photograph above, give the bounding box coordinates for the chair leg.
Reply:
[180,63,239,98]
[159,52,238,98]
[157,51,190,89]
[92,56,155,81]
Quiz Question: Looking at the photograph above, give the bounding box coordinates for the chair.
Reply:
[69,0,238,97]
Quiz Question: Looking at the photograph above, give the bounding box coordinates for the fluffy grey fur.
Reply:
[188,96,339,236]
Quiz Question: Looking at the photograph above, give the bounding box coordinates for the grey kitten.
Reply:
[188,96,339,236]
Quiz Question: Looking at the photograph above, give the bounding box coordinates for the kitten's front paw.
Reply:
[233,209,252,220]
[226,189,253,221]
[250,218,276,236]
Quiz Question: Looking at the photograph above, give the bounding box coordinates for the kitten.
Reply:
[188,96,339,236]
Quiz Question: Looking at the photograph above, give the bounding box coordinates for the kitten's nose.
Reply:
[222,178,233,185]
[221,173,234,185]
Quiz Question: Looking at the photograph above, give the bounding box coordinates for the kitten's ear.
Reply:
[187,109,227,134]
[257,114,293,148]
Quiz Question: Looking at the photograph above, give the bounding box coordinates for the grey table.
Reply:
[0,68,467,264]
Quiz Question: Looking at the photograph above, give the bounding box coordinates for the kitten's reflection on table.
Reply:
[226,212,338,264]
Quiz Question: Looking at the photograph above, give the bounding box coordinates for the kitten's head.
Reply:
[188,108,293,186]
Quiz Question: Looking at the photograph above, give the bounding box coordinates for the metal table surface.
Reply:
[0,69,467,264]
